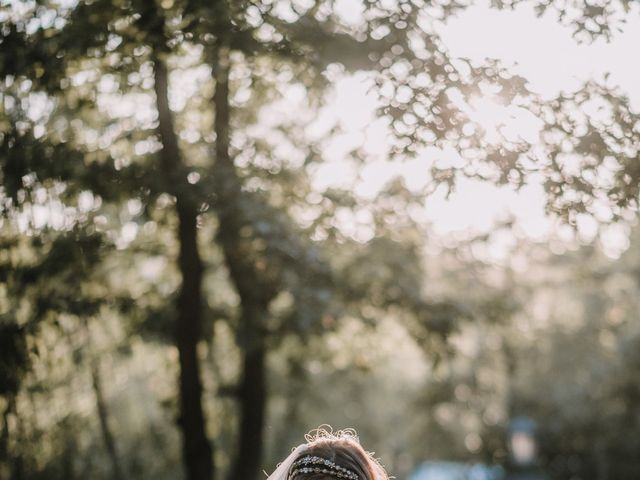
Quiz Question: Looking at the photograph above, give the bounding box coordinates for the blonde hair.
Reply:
[288,427,388,480]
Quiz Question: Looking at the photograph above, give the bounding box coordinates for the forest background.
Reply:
[1,0,640,479]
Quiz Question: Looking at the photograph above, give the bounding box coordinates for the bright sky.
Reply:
[316,1,640,259]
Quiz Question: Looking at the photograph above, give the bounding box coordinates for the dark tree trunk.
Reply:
[211,46,269,480]
[91,361,126,480]
[9,397,24,480]
[230,305,267,480]
[153,55,214,480]
[278,351,308,451]
[0,396,12,479]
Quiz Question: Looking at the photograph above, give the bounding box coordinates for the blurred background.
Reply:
[1,0,639,479]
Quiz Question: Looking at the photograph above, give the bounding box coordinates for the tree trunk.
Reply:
[211,47,269,480]
[0,396,12,480]
[91,361,126,480]
[9,397,24,480]
[230,304,267,480]
[279,352,307,448]
[153,55,214,480]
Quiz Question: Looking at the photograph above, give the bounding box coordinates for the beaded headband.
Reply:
[288,455,360,480]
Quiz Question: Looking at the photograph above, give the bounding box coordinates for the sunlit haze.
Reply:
[313,1,640,259]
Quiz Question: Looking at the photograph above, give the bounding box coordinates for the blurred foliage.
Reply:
[1,0,639,480]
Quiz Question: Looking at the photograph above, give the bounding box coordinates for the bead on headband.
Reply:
[288,455,360,480]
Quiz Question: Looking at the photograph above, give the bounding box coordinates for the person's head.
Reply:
[285,428,387,480]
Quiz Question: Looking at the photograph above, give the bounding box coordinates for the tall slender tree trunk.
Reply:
[8,397,24,480]
[0,396,13,480]
[230,305,268,480]
[153,54,214,480]
[278,352,307,448]
[91,361,126,480]
[211,46,269,480]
